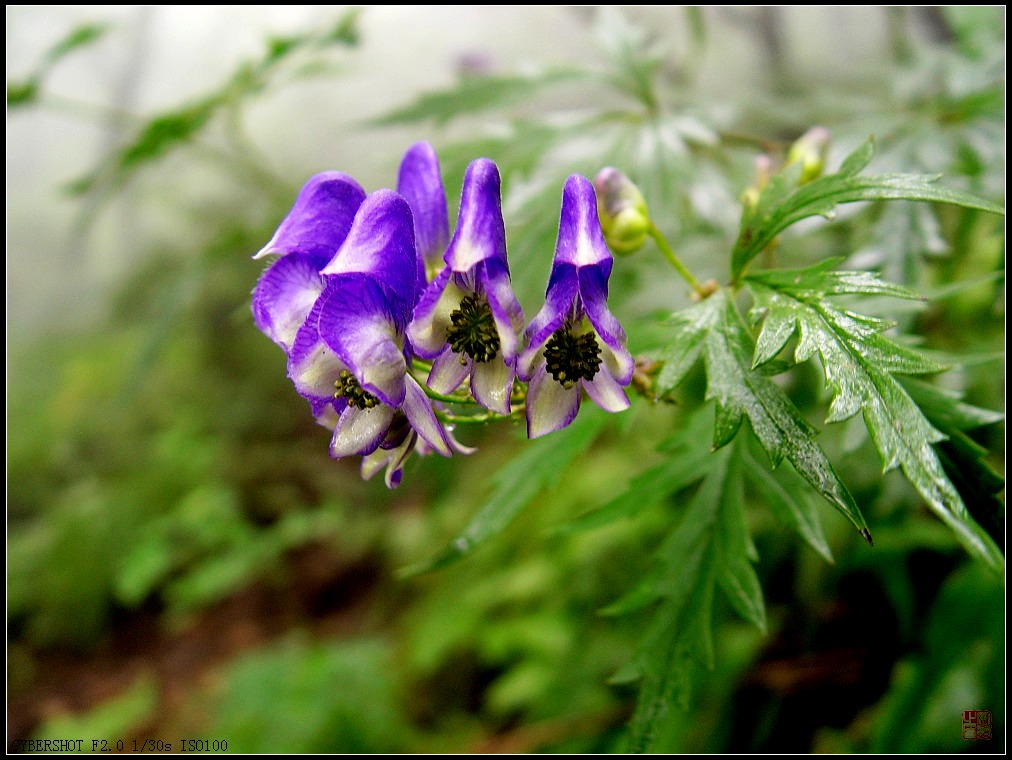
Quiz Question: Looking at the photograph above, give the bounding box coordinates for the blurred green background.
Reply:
[7,6,1004,753]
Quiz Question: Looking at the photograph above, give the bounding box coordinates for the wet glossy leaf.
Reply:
[748,266,1002,569]
[620,439,765,752]
[658,290,869,539]
[731,139,1005,280]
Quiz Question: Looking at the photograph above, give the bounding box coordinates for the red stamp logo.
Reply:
[962,710,992,740]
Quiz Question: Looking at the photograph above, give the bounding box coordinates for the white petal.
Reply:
[471,356,514,415]
[427,348,471,394]
[525,363,581,439]
[289,340,346,400]
[583,369,631,413]
[330,405,395,458]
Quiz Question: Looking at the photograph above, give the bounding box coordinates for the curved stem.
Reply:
[648,223,706,296]
[423,386,480,406]
[434,409,522,426]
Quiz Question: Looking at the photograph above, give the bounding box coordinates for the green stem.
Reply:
[422,386,480,406]
[648,223,706,296]
[435,409,522,426]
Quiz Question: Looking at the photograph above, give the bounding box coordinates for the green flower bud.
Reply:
[741,154,774,210]
[594,167,651,255]
[786,126,830,185]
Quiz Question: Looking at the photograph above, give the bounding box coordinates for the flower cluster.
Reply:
[253,143,633,487]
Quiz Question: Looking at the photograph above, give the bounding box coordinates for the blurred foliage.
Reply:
[8,6,1005,755]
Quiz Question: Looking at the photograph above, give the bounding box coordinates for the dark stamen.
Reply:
[334,369,379,409]
[544,327,602,389]
[446,294,500,364]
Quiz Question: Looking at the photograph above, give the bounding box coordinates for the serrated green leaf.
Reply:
[66,15,359,199]
[749,257,925,300]
[747,277,1002,570]
[656,301,716,394]
[620,439,764,751]
[121,100,219,167]
[731,139,1005,280]
[370,69,586,127]
[900,377,1004,552]
[744,445,833,563]
[660,291,869,539]
[400,409,608,576]
[715,449,766,632]
[604,442,732,618]
[899,376,1005,431]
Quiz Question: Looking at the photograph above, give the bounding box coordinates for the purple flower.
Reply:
[518,175,634,439]
[252,172,366,352]
[396,141,450,286]
[407,159,524,415]
[253,141,448,353]
[282,189,455,484]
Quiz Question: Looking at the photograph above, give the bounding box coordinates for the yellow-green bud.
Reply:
[741,154,774,210]
[786,126,830,185]
[594,167,651,255]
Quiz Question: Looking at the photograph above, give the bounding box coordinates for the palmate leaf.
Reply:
[369,69,587,127]
[747,264,1003,570]
[657,289,869,540]
[730,139,1005,281]
[612,437,764,753]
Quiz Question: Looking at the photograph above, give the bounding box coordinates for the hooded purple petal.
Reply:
[320,189,418,321]
[520,172,633,439]
[252,251,330,352]
[444,159,508,273]
[554,174,614,270]
[315,276,407,407]
[287,301,348,406]
[397,142,450,283]
[254,172,365,260]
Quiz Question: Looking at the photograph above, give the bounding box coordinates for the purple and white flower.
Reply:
[396,141,450,286]
[518,174,634,439]
[286,190,452,468]
[407,158,524,415]
[252,172,366,352]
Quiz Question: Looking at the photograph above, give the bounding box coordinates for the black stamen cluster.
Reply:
[333,369,379,409]
[544,328,602,389]
[446,294,500,364]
